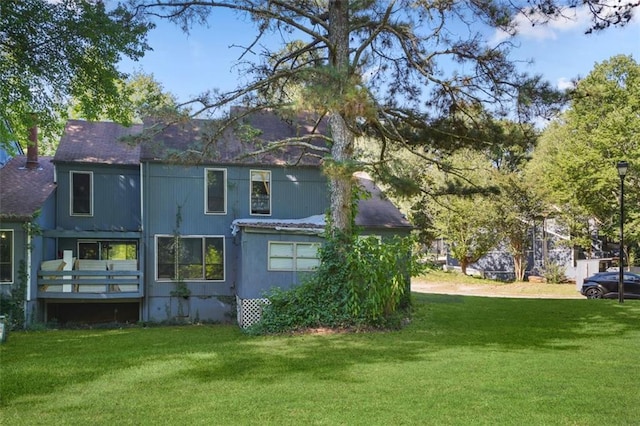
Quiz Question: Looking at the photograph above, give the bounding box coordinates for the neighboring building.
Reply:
[443,217,578,282]
[1,110,411,326]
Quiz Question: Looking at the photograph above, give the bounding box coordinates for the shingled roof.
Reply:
[54,120,142,165]
[55,110,328,167]
[140,110,328,166]
[0,156,56,221]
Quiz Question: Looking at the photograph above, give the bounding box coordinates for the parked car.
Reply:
[581,272,640,299]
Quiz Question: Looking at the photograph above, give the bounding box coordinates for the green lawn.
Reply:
[2,294,639,425]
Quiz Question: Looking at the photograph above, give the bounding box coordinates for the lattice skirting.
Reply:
[236,296,270,328]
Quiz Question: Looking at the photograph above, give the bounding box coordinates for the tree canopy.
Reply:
[528,54,640,252]
[0,0,151,149]
[131,0,569,235]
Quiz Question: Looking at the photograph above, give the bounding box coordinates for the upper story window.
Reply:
[251,170,271,215]
[205,168,226,214]
[156,235,225,282]
[71,171,93,216]
[0,230,13,283]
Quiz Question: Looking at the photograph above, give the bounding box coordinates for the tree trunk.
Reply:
[460,259,469,275]
[327,0,354,235]
[513,253,525,282]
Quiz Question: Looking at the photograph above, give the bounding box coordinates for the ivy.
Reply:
[249,232,424,334]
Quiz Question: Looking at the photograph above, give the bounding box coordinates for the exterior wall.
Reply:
[237,230,324,299]
[1,193,56,325]
[141,162,329,322]
[28,194,57,322]
[55,163,141,232]
[0,223,26,298]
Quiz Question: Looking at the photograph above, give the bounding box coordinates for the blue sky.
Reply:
[119,5,639,106]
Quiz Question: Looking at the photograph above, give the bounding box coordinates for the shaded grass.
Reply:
[2,294,639,425]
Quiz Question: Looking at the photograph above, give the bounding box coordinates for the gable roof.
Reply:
[0,156,56,221]
[354,173,412,229]
[140,110,327,166]
[55,110,328,167]
[54,120,142,165]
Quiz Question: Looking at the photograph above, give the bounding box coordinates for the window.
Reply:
[71,171,93,216]
[156,235,224,281]
[0,230,13,283]
[78,240,138,260]
[268,242,320,271]
[205,169,226,214]
[251,170,271,215]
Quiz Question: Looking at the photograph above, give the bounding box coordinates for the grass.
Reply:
[420,268,580,297]
[2,294,640,425]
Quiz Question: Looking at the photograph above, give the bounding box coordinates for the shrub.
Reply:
[249,232,424,334]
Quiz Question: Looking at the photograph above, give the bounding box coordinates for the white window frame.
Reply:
[155,234,225,282]
[250,169,271,216]
[0,230,14,284]
[268,241,320,271]
[70,171,93,216]
[204,168,227,215]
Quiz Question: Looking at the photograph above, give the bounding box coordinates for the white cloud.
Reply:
[492,1,639,44]
[556,77,575,90]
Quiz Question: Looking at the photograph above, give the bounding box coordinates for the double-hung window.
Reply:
[0,230,13,283]
[156,235,225,281]
[205,169,226,214]
[71,171,93,216]
[250,170,271,215]
[268,242,320,271]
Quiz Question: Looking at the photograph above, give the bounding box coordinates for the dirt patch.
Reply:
[412,278,582,299]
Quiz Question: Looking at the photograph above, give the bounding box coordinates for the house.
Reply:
[0,127,56,326]
[1,110,412,326]
[443,216,579,282]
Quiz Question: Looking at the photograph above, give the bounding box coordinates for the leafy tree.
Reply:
[528,55,640,255]
[69,71,178,123]
[411,149,502,275]
[132,0,562,236]
[0,0,151,149]
[494,173,544,281]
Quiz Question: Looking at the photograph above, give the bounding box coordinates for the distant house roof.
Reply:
[354,172,412,229]
[54,120,142,165]
[0,156,56,221]
[55,110,328,167]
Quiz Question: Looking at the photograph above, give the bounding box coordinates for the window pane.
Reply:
[271,243,293,257]
[78,242,100,260]
[0,231,12,282]
[296,244,319,258]
[102,241,137,260]
[206,169,225,213]
[72,172,91,215]
[270,258,294,270]
[205,238,224,280]
[178,238,203,279]
[251,170,271,215]
[157,237,176,279]
[296,258,320,270]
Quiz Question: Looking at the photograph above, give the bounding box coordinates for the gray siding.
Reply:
[141,163,328,321]
[55,164,141,231]
[237,231,324,299]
